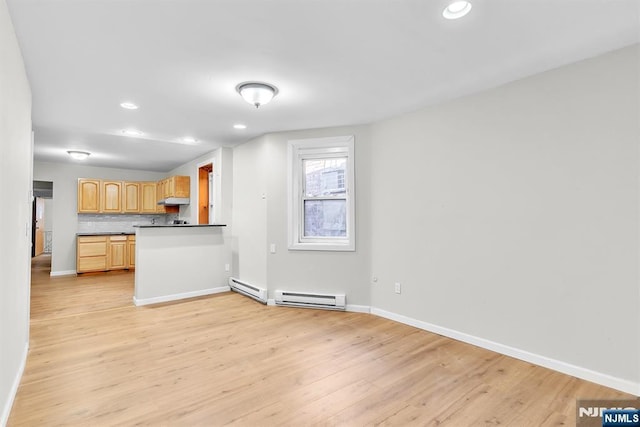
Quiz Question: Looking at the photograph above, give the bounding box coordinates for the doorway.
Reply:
[198,163,213,225]
[32,180,53,258]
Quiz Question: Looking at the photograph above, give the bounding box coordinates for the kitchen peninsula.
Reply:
[133,224,231,306]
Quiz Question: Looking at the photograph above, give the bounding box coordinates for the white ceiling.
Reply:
[7,0,639,172]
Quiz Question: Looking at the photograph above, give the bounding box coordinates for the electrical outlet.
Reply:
[269,243,276,254]
[394,282,401,294]
[224,263,230,272]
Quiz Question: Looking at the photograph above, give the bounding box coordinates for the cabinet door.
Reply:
[123,182,140,213]
[156,180,166,213]
[173,176,190,198]
[127,238,135,268]
[140,182,157,213]
[108,236,127,270]
[78,179,101,213]
[102,181,123,213]
[163,178,172,199]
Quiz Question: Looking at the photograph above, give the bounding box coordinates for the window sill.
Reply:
[288,241,355,252]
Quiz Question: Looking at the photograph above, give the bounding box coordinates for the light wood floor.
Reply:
[8,255,633,426]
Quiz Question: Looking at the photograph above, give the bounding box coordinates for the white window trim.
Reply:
[288,135,355,251]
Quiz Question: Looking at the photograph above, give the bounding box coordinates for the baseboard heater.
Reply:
[274,290,346,311]
[228,277,267,304]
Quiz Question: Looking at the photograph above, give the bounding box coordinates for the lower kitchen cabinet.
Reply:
[108,235,128,270]
[77,236,108,273]
[77,234,135,273]
[127,235,136,268]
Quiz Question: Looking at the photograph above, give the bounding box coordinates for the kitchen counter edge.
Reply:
[76,232,135,236]
[134,224,227,228]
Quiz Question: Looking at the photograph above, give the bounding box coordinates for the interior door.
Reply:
[34,197,45,256]
[208,172,214,224]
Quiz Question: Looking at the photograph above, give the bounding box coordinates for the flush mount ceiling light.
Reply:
[233,123,247,130]
[443,0,472,19]
[120,102,139,110]
[236,82,278,108]
[181,136,199,144]
[122,129,143,137]
[67,150,90,160]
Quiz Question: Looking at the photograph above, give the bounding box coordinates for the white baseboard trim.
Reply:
[1,342,29,426]
[370,307,639,396]
[133,286,230,306]
[346,304,370,313]
[267,298,276,306]
[50,270,76,277]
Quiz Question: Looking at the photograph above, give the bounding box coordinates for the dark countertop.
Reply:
[76,232,135,236]
[134,224,227,228]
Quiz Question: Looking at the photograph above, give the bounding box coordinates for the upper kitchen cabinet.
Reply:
[155,180,166,214]
[156,176,189,214]
[78,177,187,214]
[140,182,158,214]
[123,182,141,213]
[161,176,190,199]
[102,181,123,213]
[78,179,101,213]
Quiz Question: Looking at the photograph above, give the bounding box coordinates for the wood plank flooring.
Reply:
[8,255,634,426]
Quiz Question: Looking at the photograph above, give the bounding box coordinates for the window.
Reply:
[288,135,355,251]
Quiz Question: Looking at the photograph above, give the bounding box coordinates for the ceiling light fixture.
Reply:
[120,102,139,110]
[236,82,278,108]
[67,150,90,160]
[443,0,472,19]
[122,129,143,137]
[181,136,199,144]
[233,123,247,130]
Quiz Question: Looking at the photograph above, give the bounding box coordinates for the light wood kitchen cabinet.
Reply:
[127,235,136,268]
[77,235,108,272]
[77,234,136,273]
[102,181,123,213]
[156,180,166,213]
[169,175,190,198]
[158,175,190,199]
[78,179,101,213]
[78,176,187,214]
[161,178,170,199]
[108,235,127,270]
[140,182,157,213]
[123,182,140,213]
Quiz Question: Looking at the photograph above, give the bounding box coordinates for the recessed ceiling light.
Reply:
[67,150,90,160]
[233,124,247,130]
[443,0,472,19]
[122,129,144,137]
[120,102,139,110]
[181,137,199,144]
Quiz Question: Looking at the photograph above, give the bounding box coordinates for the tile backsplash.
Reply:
[77,214,179,233]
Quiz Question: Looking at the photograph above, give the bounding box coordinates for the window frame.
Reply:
[288,135,355,251]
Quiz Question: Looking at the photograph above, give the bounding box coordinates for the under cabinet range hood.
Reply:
[157,197,190,206]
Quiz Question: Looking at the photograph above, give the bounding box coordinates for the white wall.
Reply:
[231,136,269,286]
[168,147,234,277]
[370,45,639,390]
[33,162,166,274]
[168,147,233,227]
[0,0,33,423]
[43,198,53,232]
[232,125,373,306]
[134,226,230,303]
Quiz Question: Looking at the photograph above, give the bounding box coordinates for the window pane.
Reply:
[304,158,347,197]
[304,199,347,237]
